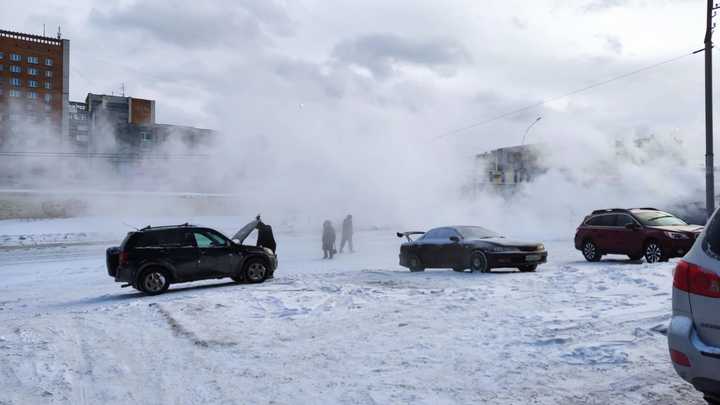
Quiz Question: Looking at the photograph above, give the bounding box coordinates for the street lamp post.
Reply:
[521,116,542,145]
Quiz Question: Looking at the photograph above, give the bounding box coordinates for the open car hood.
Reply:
[232,219,259,244]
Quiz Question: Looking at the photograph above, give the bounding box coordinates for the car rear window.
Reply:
[703,212,720,259]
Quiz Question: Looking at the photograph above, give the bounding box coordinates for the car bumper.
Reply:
[663,239,697,258]
[487,251,548,268]
[668,314,720,397]
[114,266,135,283]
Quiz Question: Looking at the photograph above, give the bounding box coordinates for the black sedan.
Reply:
[397,226,547,273]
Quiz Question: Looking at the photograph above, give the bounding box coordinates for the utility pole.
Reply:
[705,1,719,219]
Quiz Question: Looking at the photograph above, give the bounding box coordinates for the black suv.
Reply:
[106,219,277,295]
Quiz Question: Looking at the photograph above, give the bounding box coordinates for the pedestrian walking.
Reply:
[340,214,354,253]
[322,220,336,259]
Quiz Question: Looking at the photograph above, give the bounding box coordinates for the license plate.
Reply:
[526,254,541,262]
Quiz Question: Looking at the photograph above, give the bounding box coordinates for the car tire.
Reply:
[582,240,601,262]
[644,241,665,263]
[518,264,537,272]
[469,251,489,273]
[407,255,425,272]
[244,258,268,283]
[137,267,170,295]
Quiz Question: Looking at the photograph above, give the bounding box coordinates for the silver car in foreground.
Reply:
[669,210,720,404]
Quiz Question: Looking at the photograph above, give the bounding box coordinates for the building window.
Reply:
[27,91,38,99]
[44,93,52,103]
[27,67,38,76]
[10,65,21,73]
[0,64,3,71]
[44,81,52,89]
[0,52,4,59]
[45,58,53,66]
[28,80,39,88]
[10,53,21,62]
[10,78,21,87]
[45,70,53,78]
[27,56,39,64]
[9,89,21,97]
[141,132,153,142]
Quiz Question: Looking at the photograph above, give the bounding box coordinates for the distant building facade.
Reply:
[72,93,214,154]
[0,29,69,147]
[475,144,544,186]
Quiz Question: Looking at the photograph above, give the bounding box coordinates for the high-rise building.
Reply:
[0,29,69,147]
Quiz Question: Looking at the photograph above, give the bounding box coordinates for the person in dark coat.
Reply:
[340,214,354,253]
[256,216,276,253]
[322,220,336,259]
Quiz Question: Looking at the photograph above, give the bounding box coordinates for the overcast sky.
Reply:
[0,0,708,154]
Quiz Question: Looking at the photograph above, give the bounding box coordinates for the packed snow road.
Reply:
[0,230,705,404]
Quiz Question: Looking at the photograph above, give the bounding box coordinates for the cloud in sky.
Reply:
[0,0,706,152]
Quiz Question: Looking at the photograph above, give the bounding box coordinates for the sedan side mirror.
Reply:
[449,236,460,243]
[625,223,641,231]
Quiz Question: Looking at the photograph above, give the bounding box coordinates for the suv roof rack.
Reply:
[629,207,660,211]
[590,208,629,215]
[139,223,194,231]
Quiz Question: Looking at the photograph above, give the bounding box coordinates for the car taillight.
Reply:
[119,251,129,266]
[673,260,720,298]
[670,349,691,367]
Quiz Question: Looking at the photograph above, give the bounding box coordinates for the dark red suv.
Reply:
[574,208,703,263]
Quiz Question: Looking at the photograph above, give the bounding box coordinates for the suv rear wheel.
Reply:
[138,268,170,295]
[582,240,601,262]
[644,241,665,263]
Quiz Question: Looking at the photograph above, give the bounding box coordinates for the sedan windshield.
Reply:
[457,226,501,239]
[633,211,687,226]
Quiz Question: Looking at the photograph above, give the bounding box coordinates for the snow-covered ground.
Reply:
[0,218,705,404]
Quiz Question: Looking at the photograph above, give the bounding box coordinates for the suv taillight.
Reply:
[119,251,129,266]
[674,260,720,298]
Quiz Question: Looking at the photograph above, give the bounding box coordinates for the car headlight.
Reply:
[488,246,515,253]
[536,244,545,251]
[263,247,275,255]
[665,231,689,240]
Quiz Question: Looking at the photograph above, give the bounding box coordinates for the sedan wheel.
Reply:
[582,241,601,262]
[469,252,489,273]
[644,242,664,263]
[140,269,169,295]
[245,260,268,283]
[408,255,424,272]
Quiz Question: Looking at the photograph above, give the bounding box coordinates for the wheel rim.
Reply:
[143,272,166,292]
[471,254,486,271]
[247,262,267,281]
[583,242,596,259]
[646,244,662,263]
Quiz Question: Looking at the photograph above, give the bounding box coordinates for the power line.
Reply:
[435,49,703,141]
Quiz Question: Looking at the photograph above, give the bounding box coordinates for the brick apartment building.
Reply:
[0,29,69,146]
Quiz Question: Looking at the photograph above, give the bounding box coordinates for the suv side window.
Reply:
[704,213,720,259]
[193,230,227,248]
[159,229,195,247]
[587,214,615,226]
[616,214,636,227]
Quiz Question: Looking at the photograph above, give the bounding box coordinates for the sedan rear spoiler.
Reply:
[397,231,425,242]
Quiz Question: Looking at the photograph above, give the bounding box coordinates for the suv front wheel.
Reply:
[582,240,601,262]
[244,259,268,283]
